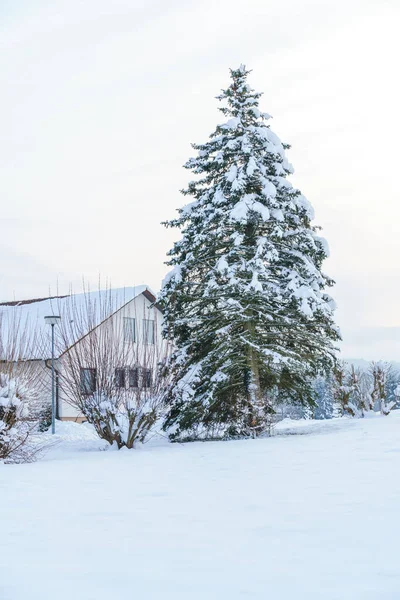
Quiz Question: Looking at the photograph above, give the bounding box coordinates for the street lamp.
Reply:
[44,315,61,434]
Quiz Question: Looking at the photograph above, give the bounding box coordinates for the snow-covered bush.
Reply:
[38,403,52,432]
[76,389,161,449]
[0,373,38,462]
[0,312,49,462]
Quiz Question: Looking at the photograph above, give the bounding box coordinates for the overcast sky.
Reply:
[1,0,400,360]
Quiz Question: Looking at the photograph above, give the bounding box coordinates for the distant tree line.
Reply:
[309,361,399,420]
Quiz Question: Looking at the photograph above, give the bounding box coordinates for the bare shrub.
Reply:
[55,286,170,448]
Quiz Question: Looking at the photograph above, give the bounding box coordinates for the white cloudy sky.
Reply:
[1,0,400,359]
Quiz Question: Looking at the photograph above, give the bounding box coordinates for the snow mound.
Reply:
[42,420,109,458]
[274,416,358,436]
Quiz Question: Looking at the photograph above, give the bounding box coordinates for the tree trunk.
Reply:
[245,320,263,436]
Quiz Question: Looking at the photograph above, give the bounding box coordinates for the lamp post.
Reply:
[44,315,61,434]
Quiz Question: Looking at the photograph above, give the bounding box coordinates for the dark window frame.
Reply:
[80,368,97,395]
[142,368,152,389]
[114,368,126,388]
[128,367,139,388]
[143,318,155,345]
[123,317,136,343]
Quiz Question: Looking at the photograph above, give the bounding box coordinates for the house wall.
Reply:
[57,293,166,420]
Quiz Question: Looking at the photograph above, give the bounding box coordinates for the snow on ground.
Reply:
[1,414,400,600]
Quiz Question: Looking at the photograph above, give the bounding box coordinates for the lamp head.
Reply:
[44,315,61,326]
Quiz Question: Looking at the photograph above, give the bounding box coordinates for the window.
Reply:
[123,317,136,342]
[142,368,152,389]
[115,368,126,388]
[128,368,139,388]
[80,368,96,395]
[143,319,155,344]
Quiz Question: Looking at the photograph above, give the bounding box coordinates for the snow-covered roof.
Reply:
[0,286,156,360]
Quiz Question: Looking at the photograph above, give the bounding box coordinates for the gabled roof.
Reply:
[0,295,68,307]
[0,286,158,360]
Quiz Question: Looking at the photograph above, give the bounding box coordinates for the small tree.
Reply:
[385,367,400,410]
[347,365,369,418]
[332,362,357,417]
[313,374,334,419]
[357,367,374,415]
[394,383,400,408]
[370,362,396,416]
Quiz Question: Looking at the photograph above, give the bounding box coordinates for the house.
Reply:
[0,286,166,421]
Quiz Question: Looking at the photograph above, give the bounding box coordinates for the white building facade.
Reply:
[0,287,167,421]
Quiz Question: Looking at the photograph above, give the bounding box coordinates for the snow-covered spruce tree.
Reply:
[160,65,339,440]
[301,402,314,420]
[384,366,400,410]
[313,374,334,420]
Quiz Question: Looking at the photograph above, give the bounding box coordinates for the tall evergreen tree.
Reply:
[160,65,339,440]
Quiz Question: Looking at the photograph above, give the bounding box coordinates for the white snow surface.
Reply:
[2,414,400,599]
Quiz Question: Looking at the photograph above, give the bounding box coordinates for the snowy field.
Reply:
[1,415,400,600]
